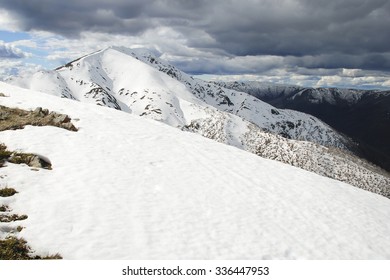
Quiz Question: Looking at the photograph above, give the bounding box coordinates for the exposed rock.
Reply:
[33,107,50,117]
[8,153,52,170]
[61,122,76,131]
[33,107,44,117]
[52,113,71,124]
[0,111,9,120]
[1,144,52,170]
[0,105,77,132]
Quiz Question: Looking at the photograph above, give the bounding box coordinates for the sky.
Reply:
[0,0,390,89]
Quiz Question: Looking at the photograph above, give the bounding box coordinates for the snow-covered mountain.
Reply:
[8,47,352,150]
[217,81,390,172]
[1,82,390,259]
[5,47,390,198]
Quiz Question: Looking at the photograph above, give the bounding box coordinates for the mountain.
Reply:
[1,82,390,259]
[217,81,390,172]
[7,47,352,149]
[5,47,390,198]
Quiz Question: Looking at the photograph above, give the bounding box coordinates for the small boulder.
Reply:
[61,122,77,131]
[27,155,52,170]
[54,114,71,124]
[9,153,52,169]
[33,107,45,117]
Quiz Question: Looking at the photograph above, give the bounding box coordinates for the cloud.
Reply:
[0,0,389,89]
[0,59,42,81]
[0,0,160,36]
[1,0,390,71]
[0,41,28,58]
[0,8,22,32]
[1,2,388,49]
[204,0,390,56]
[285,53,390,71]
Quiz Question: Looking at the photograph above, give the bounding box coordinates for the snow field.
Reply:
[1,82,390,259]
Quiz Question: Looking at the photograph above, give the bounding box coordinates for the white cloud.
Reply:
[341,68,364,77]
[0,8,22,32]
[0,60,21,78]
[0,59,42,81]
[10,39,38,49]
[0,41,32,58]
[316,76,343,87]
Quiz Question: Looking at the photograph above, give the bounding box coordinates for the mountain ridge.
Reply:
[7,46,354,149]
[217,81,390,171]
[5,46,390,197]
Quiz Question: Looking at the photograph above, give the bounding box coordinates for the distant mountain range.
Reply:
[5,46,389,197]
[217,81,390,172]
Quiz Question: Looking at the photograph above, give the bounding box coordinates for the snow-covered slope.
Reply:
[217,81,390,173]
[1,82,390,259]
[186,115,390,198]
[6,47,390,198]
[7,46,353,150]
[117,47,355,149]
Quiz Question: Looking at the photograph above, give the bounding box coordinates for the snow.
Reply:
[7,46,353,150]
[7,47,390,198]
[1,82,390,260]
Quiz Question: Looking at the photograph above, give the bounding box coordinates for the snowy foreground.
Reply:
[1,82,390,259]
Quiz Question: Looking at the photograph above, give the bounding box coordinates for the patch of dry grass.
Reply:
[0,213,28,223]
[0,205,10,212]
[0,236,62,260]
[0,187,17,197]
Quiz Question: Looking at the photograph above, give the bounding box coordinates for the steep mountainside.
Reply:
[1,82,390,259]
[5,47,390,197]
[217,81,390,171]
[7,47,352,150]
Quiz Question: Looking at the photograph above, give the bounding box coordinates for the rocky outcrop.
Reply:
[32,107,77,131]
[0,143,51,170]
[0,105,77,132]
[8,153,51,169]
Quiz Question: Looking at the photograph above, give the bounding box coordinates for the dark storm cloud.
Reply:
[0,0,208,36]
[0,0,155,36]
[204,0,390,56]
[1,0,390,72]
